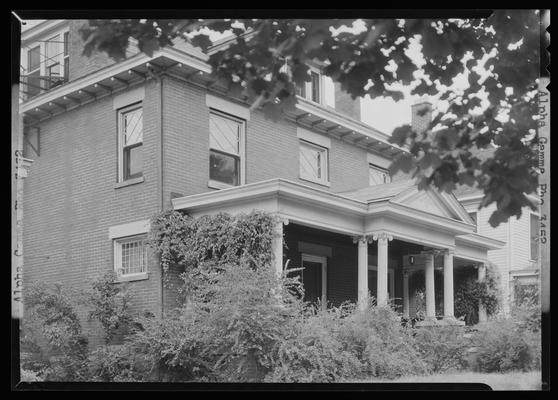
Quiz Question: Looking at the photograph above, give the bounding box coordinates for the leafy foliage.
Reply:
[413,327,469,373]
[79,13,542,226]
[454,264,500,325]
[149,210,278,301]
[86,271,135,344]
[21,282,89,381]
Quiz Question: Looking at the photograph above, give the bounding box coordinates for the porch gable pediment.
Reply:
[390,186,471,223]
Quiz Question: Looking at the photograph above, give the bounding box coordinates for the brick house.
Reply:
[18,20,507,343]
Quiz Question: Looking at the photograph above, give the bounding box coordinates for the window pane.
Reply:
[123,108,143,146]
[209,113,240,155]
[45,35,61,67]
[210,150,239,185]
[369,164,390,186]
[120,238,147,275]
[311,72,320,103]
[300,142,326,181]
[530,214,539,260]
[124,144,143,180]
[28,46,40,72]
[26,70,42,97]
[468,212,478,233]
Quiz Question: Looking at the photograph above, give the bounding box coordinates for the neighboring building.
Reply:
[456,183,541,315]
[18,20,505,344]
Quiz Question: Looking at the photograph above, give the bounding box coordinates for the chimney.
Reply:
[411,97,432,134]
[334,82,361,121]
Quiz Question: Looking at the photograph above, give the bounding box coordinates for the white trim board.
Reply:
[206,93,250,120]
[297,127,331,149]
[108,219,151,239]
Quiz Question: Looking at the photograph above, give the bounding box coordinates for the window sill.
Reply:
[114,272,149,283]
[299,176,331,188]
[114,176,144,189]
[208,179,238,190]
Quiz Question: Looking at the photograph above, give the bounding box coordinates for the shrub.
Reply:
[472,317,540,372]
[342,303,429,379]
[86,271,135,344]
[21,282,89,381]
[267,303,364,382]
[413,326,469,373]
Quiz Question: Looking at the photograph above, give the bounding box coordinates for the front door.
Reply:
[301,255,327,308]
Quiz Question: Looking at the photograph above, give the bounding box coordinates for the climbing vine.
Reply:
[148,210,279,292]
[454,263,500,325]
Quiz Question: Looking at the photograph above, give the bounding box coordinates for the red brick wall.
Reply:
[22,80,163,347]
[22,73,393,345]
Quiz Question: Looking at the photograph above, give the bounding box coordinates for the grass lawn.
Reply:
[367,370,542,390]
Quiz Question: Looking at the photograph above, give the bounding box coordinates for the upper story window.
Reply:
[295,66,335,108]
[299,140,329,185]
[21,29,69,100]
[209,110,245,188]
[530,213,539,261]
[468,211,478,233]
[368,163,391,186]
[118,103,143,182]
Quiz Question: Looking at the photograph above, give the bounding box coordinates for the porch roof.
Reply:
[171,178,504,257]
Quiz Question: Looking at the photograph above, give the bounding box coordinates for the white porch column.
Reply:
[374,232,393,306]
[402,270,410,318]
[443,250,455,318]
[424,252,436,319]
[478,263,488,322]
[355,236,369,310]
[272,219,288,277]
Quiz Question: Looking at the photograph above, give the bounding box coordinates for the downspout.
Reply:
[159,76,165,318]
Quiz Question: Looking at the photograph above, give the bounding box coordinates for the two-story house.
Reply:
[18,20,505,343]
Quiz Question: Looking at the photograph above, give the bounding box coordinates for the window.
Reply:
[114,235,148,278]
[297,69,322,104]
[468,211,478,233]
[369,164,391,186]
[26,45,41,98]
[22,29,69,99]
[209,110,245,187]
[118,104,143,182]
[299,140,329,185]
[530,213,539,261]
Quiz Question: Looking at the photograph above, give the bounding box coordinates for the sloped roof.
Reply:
[339,180,416,202]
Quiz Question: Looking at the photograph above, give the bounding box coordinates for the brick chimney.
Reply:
[334,82,361,121]
[411,98,432,134]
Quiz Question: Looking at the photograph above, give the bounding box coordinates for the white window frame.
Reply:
[113,234,149,282]
[368,265,395,300]
[301,253,328,309]
[529,212,540,262]
[299,140,330,186]
[208,109,246,190]
[117,102,144,184]
[296,65,324,105]
[109,219,150,282]
[368,163,391,186]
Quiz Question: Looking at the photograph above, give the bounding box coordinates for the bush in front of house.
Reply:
[413,326,469,373]
[471,294,541,373]
[20,282,90,381]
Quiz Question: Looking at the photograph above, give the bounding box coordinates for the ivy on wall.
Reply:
[149,210,280,302]
[454,264,500,325]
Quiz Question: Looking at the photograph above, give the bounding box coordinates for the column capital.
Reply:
[352,235,373,244]
[421,248,445,257]
[443,249,455,257]
[370,231,393,242]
